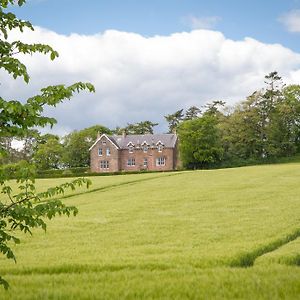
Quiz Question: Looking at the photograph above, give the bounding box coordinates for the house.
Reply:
[89,133,180,172]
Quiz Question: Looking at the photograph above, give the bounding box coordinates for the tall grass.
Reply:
[0,164,300,299]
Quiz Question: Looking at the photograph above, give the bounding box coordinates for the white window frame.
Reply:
[127,158,136,166]
[106,148,111,156]
[100,160,109,169]
[127,142,135,153]
[143,158,148,167]
[158,144,163,152]
[156,157,165,166]
[98,148,103,156]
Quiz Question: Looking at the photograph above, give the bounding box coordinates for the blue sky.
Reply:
[12,0,300,51]
[4,0,300,134]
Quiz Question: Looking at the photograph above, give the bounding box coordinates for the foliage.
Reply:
[220,74,300,162]
[62,125,111,168]
[184,105,201,120]
[33,137,64,170]
[178,115,223,168]
[119,121,159,135]
[164,109,184,133]
[0,0,94,288]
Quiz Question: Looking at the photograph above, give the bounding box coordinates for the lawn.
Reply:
[0,164,300,299]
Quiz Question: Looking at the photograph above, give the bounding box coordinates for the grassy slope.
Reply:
[1,164,300,299]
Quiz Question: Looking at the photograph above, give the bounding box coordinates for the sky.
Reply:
[3,0,300,135]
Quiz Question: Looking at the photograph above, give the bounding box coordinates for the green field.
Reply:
[1,164,300,299]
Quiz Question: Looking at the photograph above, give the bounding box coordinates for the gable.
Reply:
[89,134,120,151]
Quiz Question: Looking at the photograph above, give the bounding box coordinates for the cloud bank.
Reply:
[2,27,300,134]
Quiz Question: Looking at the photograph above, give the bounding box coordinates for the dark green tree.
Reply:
[184,106,201,120]
[33,137,64,170]
[178,115,223,169]
[63,125,111,167]
[164,109,184,133]
[203,100,226,117]
[123,121,158,134]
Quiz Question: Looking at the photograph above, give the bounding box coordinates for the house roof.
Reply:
[89,133,177,151]
[109,134,177,149]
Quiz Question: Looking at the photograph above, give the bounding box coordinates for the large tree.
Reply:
[33,136,64,170]
[63,125,111,167]
[0,0,93,288]
[178,115,223,169]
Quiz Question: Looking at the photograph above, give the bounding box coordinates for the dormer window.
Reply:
[127,142,134,153]
[143,145,148,152]
[157,142,164,152]
[98,148,103,156]
[141,142,148,153]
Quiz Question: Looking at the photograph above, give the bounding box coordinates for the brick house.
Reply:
[89,133,180,172]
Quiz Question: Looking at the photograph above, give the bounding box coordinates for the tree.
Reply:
[184,106,201,120]
[122,121,158,135]
[203,100,226,117]
[0,0,94,288]
[219,74,300,161]
[164,109,184,133]
[178,115,223,169]
[33,137,64,170]
[63,125,111,168]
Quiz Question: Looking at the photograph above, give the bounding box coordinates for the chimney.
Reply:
[122,130,126,138]
[97,131,101,139]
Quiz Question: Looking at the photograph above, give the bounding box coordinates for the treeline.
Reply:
[177,72,300,168]
[1,72,300,171]
[0,122,161,170]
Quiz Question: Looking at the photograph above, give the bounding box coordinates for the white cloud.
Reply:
[2,27,300,134]
[183,15,221,30]
[279,9,300,33]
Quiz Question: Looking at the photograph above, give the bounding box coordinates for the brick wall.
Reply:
[120,147,175,171]
[90,136,119,172]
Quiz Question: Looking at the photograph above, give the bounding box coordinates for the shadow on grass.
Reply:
[51,171,183,202]
[1,263,174,276]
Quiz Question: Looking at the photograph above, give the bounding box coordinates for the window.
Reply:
[158,144,163,152]
[143,144,148,153]
[98,148,102,156]
[129,145,134,153]
[127,158,135,166]
[102,141,106,145]
[100,160,109,169]
[156,157,165,166]
[143,158,148,167]
[106,148,110,156]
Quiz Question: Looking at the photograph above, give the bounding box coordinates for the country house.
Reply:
[89,133,179,172]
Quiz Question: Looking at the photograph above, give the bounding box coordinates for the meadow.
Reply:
[0,164,300,299]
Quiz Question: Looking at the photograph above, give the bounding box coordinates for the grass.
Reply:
[0,163,300,299]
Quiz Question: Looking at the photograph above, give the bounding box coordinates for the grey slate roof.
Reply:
[109,134,177,149]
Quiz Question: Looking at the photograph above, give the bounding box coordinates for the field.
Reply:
[0,164,300,299]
